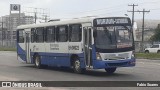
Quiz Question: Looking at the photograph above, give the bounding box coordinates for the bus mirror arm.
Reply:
[93,30,97,38]
[89,47,92,50]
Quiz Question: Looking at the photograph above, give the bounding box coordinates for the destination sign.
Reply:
[94,18,131,26]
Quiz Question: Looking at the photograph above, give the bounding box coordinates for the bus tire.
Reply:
[34,55,42,69]
[105,68,117,74]
[73,57,85,74]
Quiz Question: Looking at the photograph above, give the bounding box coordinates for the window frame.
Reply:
[56,25,68,42]
[69,24,82,42]
[17,29,25,43]
[36,27,44,43]
[31,28,36,43]
[46,26,56,42]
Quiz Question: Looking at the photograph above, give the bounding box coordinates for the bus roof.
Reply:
[17,16,129,29]
[17,17,94,29]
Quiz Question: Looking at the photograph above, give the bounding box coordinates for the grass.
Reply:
[135,53,160,60]
[0,47,16,51]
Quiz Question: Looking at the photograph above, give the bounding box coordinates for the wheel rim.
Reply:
[35,57,39,66]
[75,60,80,71]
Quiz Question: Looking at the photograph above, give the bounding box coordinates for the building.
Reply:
[0,13,34,47]
[134,19,160,41]
[134,20,160,52]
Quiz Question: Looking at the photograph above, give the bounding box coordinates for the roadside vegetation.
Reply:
[136,26,160,60]
[136,53,160,60]
[0,47,16,51]
[150,26,160,41]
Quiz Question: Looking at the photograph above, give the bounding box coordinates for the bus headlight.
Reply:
[96,52,102,60]
[131,50,135,58]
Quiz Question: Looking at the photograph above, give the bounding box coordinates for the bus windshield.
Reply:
[94,25,133,49]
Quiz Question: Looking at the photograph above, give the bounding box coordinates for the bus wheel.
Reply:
[105,68,117,74]
[73,58,85,74]
[34,55,42,69]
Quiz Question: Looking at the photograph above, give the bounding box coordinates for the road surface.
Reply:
[0,51,159,90]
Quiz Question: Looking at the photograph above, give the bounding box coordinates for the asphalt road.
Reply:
[0,51,160,90]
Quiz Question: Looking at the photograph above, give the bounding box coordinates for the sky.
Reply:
[0,0,160,20]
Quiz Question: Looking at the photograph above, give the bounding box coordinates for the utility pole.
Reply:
[135,9,150,52]
[18,5,21,26]
[128,7,150,52]
[24,7,50,23]
[127,4,138,50]
[42,15,48,22]
[34,12,37,24]
[128,4,138,26]
[44,15,47,22]
[139,9,150,52]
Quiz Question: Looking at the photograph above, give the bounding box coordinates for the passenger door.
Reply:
[25,30,31,63]
[83,26,92,68]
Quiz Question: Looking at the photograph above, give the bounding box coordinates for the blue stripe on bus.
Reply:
[17,43,26,61]
[30,52,84,58]
[30,52,85,68]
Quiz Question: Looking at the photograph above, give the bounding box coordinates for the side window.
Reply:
[31,28,36,43]
[18,30,24,43]
[56,26,68,42]
[46,26,55,42]
[153,45,159,48]
[69,24,82,42]
[36,27,44,43]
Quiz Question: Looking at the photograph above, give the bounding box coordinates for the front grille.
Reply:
[105,56,126,60]
[104,53,129,60]
[107,62,128,67]
[118,53,129,57]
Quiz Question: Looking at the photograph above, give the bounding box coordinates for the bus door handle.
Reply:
[85,45,88,47]
[89,47,92,50]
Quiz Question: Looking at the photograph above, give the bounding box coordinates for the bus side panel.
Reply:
[30,42,46,64]
[79,54,85,68]
[30,51,85,68]
[39,52,48,65]
[44,53,70,67]
[91,44,97,64]
[43,42,70,67]
[17,43,26,62]
[30,51,86,68]
[30,52,35,64]
[30,52,71,67]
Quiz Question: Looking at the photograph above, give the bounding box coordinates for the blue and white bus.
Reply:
[16,17,136,74]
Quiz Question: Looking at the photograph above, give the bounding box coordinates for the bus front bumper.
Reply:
[93,58,136,69]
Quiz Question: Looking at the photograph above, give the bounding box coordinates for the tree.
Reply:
[150,27,160,42]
